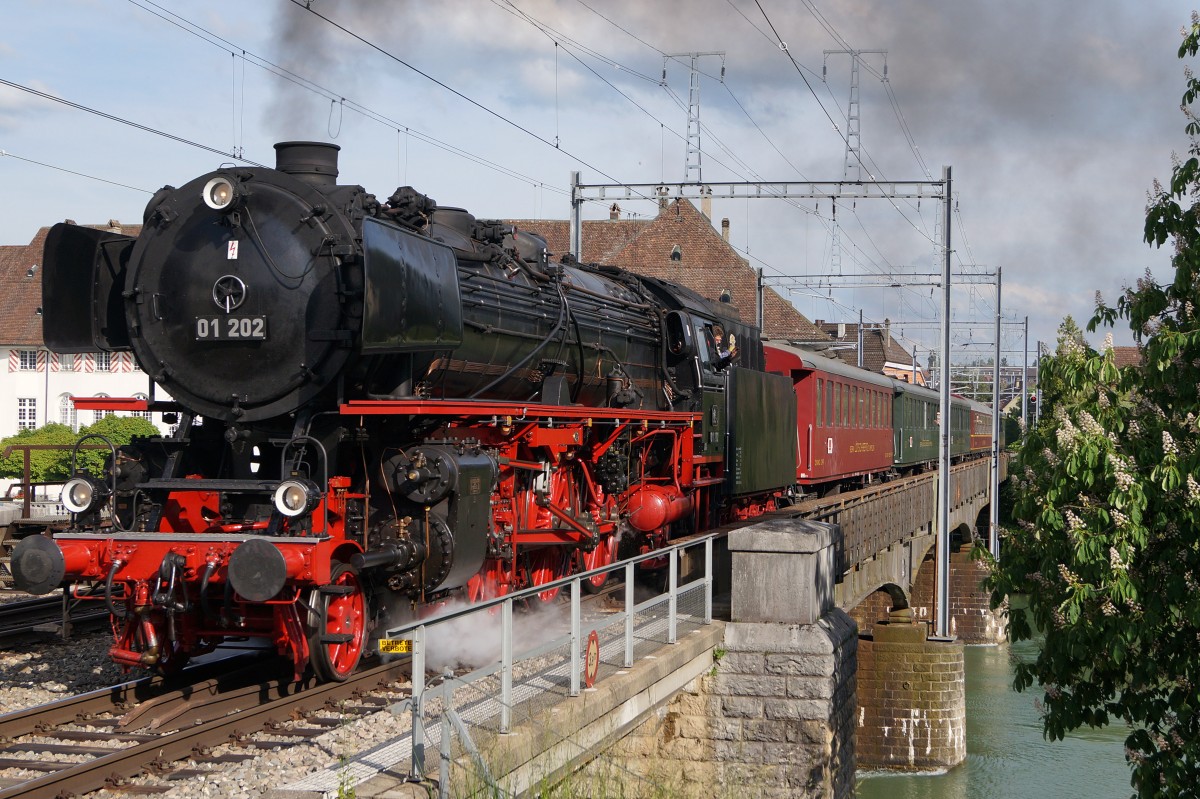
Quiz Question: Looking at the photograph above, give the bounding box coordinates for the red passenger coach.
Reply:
[764,342,895,492]
[967,402,994,455]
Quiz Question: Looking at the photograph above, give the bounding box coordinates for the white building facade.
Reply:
[2,347,162,437]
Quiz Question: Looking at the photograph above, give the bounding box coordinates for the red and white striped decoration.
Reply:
[36,351,46,372]
[82,353,95,373]
[117,352,134,372]
[49,353,60,372]
[7,350,17,373]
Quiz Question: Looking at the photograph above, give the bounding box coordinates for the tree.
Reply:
[0,416,159,488]
[0,423,79,485]
[985,17,1200,796]
[73,415,160,475]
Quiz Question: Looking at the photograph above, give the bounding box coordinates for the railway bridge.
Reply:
[276,455,1003,799]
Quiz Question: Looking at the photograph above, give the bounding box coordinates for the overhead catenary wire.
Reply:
[0,77,265,167]
[124,0,568,196]
[285,0,650,201]
[0,149,153,194]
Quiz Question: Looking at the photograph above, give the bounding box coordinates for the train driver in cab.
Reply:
[708,324,739,369]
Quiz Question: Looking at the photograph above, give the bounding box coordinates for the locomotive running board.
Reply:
[340,399,699,423]
[51,532,331,543]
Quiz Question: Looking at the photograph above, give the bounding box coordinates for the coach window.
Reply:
[816,379,823,425]
[842,385,849,428]
[826,382,834,426]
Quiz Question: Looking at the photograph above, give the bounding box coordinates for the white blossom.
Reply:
[1189,474,1200,505]
[1109,452,1135,491]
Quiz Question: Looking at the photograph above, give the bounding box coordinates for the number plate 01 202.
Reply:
[194,316,268,340]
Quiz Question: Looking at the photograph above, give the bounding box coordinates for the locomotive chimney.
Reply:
[274,141,340,187]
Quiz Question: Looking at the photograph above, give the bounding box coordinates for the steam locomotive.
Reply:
[11,142,799,681]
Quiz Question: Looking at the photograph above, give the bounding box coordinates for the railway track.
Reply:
[0,653,416,798]
[0,580,637,798]
[0,595,111,645]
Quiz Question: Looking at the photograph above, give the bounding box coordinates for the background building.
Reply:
[0,222,169,494]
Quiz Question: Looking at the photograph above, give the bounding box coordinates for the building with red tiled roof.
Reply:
[0,223,167,481]
[815,320,926,385]
[1110,345,1142,369]
[508,200,831,343]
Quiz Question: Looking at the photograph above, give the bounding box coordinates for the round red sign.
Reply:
[584,629,600,689]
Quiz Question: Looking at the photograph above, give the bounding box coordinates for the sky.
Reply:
[1,0,1194,365]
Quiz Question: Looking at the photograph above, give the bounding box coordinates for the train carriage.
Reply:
[763,342,895,491]
[890,379,994,470]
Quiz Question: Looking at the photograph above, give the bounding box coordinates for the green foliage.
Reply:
[0,423,79,483]
[0,416,159,486]
[985,16,1200,796]
[73,415,159,475]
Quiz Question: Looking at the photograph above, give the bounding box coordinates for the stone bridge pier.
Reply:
[576,461,1004,794]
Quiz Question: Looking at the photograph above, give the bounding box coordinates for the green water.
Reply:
[856,640,1133,799]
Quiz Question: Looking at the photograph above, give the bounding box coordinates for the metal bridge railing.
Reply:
[379,532,719,787]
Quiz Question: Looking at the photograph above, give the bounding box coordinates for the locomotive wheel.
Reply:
[580,534,615,594]
[307,562,367,682]
[529,548,568,603]
[468,561,511,605]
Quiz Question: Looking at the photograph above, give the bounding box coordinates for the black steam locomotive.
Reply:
[12,142,796,680]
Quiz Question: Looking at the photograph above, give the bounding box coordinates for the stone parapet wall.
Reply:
[588,611,858,798]
[856,621,965,769]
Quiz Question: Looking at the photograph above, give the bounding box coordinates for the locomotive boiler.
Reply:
[12,142,797,681]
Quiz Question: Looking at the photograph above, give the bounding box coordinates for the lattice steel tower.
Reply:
[662,52,725,183]
[823,49,887,274]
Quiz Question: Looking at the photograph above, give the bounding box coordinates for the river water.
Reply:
[856,638,1133,799]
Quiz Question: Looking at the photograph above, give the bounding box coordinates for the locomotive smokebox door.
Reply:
[42,222,134,353]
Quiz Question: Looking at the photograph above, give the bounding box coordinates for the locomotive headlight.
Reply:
[62,475,109,514]
[273,478,321,517]
[202,176,239,212]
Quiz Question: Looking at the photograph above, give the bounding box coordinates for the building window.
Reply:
[95,352,113,372]
[61,353,77,372]
[59,394,78,431]
[17,398,37,430]
[18,350,38,371]
[132,393,151,422]
[92,393,114,425]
